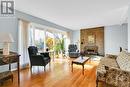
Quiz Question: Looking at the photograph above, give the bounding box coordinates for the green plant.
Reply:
[53,38,65,58]
[53,43,61,58]
[60,38,64,51]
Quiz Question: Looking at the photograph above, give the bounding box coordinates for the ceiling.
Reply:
[15,0,130,30]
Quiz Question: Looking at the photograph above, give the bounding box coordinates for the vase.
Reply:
[81,55,83,59]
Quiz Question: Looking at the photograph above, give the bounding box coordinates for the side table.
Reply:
[0,52,20,84]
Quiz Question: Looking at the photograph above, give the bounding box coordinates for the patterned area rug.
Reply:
[85,55,103,61]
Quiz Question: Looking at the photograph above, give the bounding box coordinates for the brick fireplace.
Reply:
[80,27,104,55]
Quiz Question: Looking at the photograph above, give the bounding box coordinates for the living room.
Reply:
[0,0,130,87]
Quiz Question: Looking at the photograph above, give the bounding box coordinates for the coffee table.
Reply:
[71,57,90,75]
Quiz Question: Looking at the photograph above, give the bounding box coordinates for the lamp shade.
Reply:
[0,33,14,43]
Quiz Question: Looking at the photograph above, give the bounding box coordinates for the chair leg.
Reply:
[49,62,51,68]
[44,66,46,71]
[96,79,98,87]
[103,82,107,87]
[11,75,13,82]
[30,65,32,74]
[31,65,32,69]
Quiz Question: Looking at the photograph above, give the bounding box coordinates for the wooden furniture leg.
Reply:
[82,64,84,75]
[71,62,73,72]
[17,58,20,84]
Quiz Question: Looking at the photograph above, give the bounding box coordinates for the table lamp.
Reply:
[0,33,14,55]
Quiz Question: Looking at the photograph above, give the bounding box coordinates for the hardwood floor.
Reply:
[1,58,101,87]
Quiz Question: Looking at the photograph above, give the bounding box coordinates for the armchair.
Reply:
[28,46,51,71]
[68,44,79,58]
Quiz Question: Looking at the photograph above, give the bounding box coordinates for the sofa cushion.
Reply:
[105,67,130,87]
[116,51,130,72]
[106,54,117,59]
[105,67,119,86]
[97,57,119,73]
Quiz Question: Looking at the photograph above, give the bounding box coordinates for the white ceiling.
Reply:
[15,0,130,30]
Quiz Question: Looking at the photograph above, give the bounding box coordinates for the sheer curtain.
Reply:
[18,19,30,68]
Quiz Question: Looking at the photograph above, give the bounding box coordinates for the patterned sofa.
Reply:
[96,51,130,87]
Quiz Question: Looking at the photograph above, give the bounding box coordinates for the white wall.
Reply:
[0,17,18,52]
[0,11,73,52]
[0,17,18,72]
[122,24,128,49]
[72,24,128,55]
[105,24,128,55]
[128,6,130,52]
[72,30,80,50]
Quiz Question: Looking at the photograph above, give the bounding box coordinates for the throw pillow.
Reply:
[116,51,130,71]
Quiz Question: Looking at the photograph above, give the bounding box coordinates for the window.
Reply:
[28,24,70,58]
[29,27,45,51]
[46,31,54,50]
[34,29,45,51]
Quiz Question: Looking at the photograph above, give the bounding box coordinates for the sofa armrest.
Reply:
[31,55,44,58]
[40,52,48,56]
[105,54,117,59]
[105,66,130,87]
[40,52,50,58]
[76,49,79,52]
[30,55,45,61]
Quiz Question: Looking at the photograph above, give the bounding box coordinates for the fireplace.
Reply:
[84,46,98,55]
[80,27,104,55]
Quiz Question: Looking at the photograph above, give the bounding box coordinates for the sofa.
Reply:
[96,51,130,87]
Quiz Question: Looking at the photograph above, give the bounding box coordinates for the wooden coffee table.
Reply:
[71,57,90,75]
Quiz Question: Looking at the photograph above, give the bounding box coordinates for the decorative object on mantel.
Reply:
[81,42,83,44]
[88,34,96,45]
[81,39,84,44]
[0,33,14,55]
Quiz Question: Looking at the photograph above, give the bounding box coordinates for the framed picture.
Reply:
[88,34,95,44]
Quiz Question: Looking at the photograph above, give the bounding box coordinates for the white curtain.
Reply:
[18,20,30,68]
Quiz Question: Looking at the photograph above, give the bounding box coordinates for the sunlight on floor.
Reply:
[1,56,102,87]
